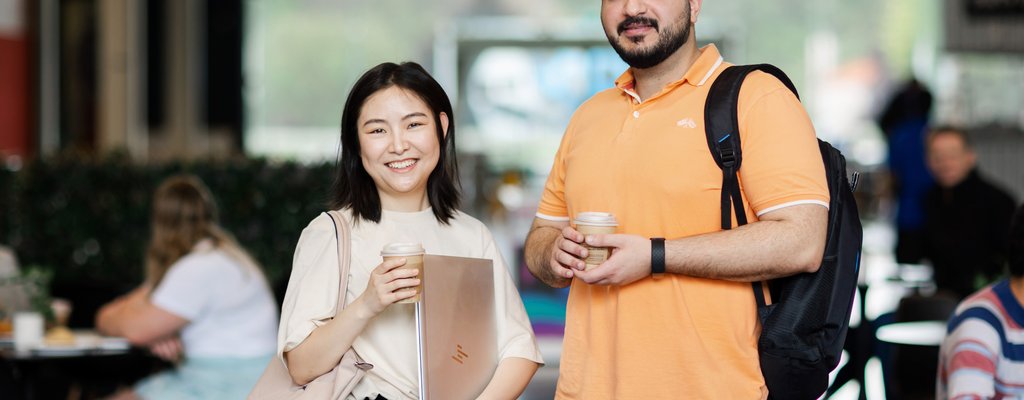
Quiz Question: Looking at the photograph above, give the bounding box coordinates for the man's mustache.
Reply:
[618,16,659,35]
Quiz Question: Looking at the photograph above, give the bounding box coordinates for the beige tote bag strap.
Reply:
[325,210,371,370]
[325,210,352,311]
[248,210,368,400]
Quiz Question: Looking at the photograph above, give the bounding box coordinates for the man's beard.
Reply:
[607,15,691,69]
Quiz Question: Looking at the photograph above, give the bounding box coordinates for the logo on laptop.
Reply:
[451,344,469,364]
[677,118,697,128]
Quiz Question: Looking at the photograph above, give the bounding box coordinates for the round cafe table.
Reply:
[0,330,150,400]
[875,320,947,346]
[876,320,948,399]
[0,330,131,359]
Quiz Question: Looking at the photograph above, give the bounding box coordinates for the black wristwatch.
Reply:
[650,237,666,275]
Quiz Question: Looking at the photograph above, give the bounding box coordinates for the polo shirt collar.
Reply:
[614,44,725,101]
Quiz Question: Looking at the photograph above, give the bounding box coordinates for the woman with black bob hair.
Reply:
[276,62,542,399]
[333,61,461,224]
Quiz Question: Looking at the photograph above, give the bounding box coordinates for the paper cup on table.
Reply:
[381,242,425,304]
[13,311,44,352]
[574,212,618,270]
[51,298,72,327]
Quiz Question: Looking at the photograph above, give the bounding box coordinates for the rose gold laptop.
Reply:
[415,255,497,400]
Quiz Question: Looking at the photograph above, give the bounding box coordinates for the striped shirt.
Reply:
[938,279,1024,399]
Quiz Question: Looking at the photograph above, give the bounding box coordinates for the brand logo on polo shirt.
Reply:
[676,118,697,128]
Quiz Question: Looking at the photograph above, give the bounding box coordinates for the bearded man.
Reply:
[524,1,830,398]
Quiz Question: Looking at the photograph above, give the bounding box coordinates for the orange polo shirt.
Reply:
[536,45,829,399]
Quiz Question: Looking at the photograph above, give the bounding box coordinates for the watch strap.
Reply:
[650,237,666,275]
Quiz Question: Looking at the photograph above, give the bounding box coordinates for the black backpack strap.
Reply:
[703,63,800,319]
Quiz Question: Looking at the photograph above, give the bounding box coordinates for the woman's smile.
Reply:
[385,158,418,171]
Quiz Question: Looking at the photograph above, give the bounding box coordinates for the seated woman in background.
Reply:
[278,62,542,399]
[938,202,1024,399]
[97,174,278,399]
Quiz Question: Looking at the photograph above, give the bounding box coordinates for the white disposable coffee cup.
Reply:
[381,242,425,304]
[13,311,44,352]
[574,212,618,270]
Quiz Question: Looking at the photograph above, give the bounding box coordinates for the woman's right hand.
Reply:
[356,257,420,315]
[148,336,183,364]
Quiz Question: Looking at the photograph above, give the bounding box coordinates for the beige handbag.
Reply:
[249,210,373,399]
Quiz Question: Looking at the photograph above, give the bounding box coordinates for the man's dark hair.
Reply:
[329,62,460,224]
[927,125,974,150]
[1009,203,1024,277]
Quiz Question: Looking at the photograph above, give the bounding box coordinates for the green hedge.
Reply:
[0,165,13,248]
[1,155,335,296]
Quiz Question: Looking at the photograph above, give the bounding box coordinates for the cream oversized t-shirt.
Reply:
[278,209,543,400]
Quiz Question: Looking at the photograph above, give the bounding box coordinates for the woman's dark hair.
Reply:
[329,62,460,224]
[1009,203,1024,278]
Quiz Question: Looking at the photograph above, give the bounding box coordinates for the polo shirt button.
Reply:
[632,111,639,118]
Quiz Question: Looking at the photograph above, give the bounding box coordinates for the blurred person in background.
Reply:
[0,245,18,278]
[277,62,541,400]
[923,127,1016,299]
[877,79,934,264]
[0,245,27,332]
[96,175,278,399]
[938,202,1024,398]
[524,0,829,398]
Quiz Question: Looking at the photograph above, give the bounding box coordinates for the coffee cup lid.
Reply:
[574,212,618,227]
[381,242,425,256]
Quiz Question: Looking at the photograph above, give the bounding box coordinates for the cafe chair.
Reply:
[889,293,958,400]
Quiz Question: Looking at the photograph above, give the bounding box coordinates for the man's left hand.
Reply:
[574,233,653,286]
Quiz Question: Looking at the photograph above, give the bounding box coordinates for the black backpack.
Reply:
[703,64,863,400]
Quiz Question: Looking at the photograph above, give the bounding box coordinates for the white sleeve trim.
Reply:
[755,200,829,217]
[535,212,570,222]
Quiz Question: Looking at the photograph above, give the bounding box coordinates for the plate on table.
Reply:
[68,330,131,351]
[31,341,95,356]
[97,337,130,350]
[29,330,106,355]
